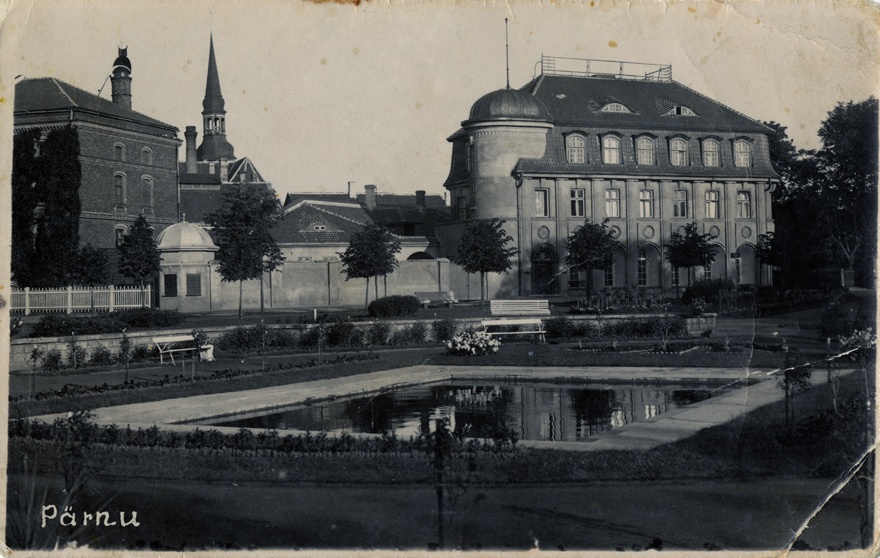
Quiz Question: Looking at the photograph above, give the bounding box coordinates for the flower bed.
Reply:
[446,330,500,356]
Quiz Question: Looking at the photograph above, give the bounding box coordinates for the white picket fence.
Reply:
[10,285,151,315]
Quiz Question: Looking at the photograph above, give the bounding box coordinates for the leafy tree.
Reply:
[755,232,779,288]
[665,222,717,296]
[118,216,161,296]
[564,219,616,297]
[453,218,517,304]
[11,125,81,287]
[813,98,878,286]
[205,184,285,318]
[69,244,110,286]
[338,224,401,310]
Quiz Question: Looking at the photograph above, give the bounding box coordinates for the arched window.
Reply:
[670,138,688,166]
[635,137,654,165]
[113,172,127,206]
[602,136,620,164]
[114,225,127,248]
[113,143,125,162]
[141,147,153,165]
[141,176,154,208]
[703,139,720,167]
[734,140,752,167]
[566,135,586,164]
[601,102,632,113]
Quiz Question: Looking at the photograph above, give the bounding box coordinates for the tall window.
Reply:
[142,177,153,208]
[734,140,751,167]
[639,190,654,218]
[114,174,125,205]
[734,255,742,284]
[705,190,719,219]
[535,189,550,217]
[186,274,202,296]
[570,188,585,217]
[670,138,688,166]
[604,264,614,287]
[141,147,153,165]
[164,274,178,297]
[114,227,126,248]
[703,140,720,167]
[703,265,712,280]
[567,135,585,163]
[673,190,688,218]
[636,137,654,165]
[737,191,752,218]
[602,136,620,164]
[605,189,620,218]
[114,143,125,161]
[637,249,648,287]
[457,196,467,221]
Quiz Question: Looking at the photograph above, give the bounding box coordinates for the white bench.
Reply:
[415,291,458,308]
[489,299,550,316]
[481,318,546,343]
[153,334,214,365]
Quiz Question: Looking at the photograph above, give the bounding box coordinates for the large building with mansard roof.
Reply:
[437,56,778,297]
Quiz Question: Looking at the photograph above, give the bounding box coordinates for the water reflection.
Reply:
[210,383,722,443]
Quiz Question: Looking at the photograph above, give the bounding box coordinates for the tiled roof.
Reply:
[522,74,770,134]
[15,77,177,132]
[355,193,447,209]
[273,202,372,244]
[283,193,355,206]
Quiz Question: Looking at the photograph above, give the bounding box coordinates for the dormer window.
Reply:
[670,138,689,166]
[601,136,621,165]
[566,134,586,163]
[313,225,327,231]
[601,102,632,113]
[703,139,720,167]
[635,137,655,165]
[734,140,752,167]
[665,106,697,116]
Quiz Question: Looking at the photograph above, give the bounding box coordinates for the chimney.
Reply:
[110,46,133,110]
[415,190,426,213]
[364,184,377,210]
[184,126,198,173]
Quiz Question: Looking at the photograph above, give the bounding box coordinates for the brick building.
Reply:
[13,47,181,254]
[438,56,778,297]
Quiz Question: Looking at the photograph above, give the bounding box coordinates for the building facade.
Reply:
[13,47,181,254]
[438,57,778,297]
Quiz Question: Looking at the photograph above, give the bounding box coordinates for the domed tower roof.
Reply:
[157,222,218,252]
[466,88,552,124]
[112,46,132,74]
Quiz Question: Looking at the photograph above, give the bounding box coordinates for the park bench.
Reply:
[480,318,546,343]
[415,290,458,308]
[153,334,214,365]
[481,299,551,343]
[489,299,551,317]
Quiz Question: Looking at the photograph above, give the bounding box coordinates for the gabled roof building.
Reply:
[439,56,778,297]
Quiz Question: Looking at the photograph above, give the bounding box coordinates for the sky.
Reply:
[2,0,878,202]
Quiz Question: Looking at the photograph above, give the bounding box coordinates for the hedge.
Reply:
[368,295,422,318]
[30,309,185,338]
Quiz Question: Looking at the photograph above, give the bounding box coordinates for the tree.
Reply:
[338,224,401,310]
[564,219,616,297]
[11,125,82,287]
[665,222,717,295]
[453,218,517,305]
[118,216,161,298]
[205,184,285,318]
[755,232,779,288]
[69,244,110,286]
[813,98,878,287]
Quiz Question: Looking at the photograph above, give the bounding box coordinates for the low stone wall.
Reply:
[685,314,717,336]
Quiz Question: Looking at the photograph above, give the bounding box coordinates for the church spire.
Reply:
[197,34,235,161]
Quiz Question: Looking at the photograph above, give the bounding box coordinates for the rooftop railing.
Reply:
[536,55,672,82]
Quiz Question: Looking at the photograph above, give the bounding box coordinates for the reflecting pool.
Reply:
[203,381,731,442]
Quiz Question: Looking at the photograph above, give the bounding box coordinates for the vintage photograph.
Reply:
[1,0,878,554]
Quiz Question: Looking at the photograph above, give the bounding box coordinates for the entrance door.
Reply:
[532,246,558,295]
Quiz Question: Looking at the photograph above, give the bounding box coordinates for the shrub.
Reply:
[368,295,422,318]
[89,346,114,366]
[131,345,154,362]
[431,319,457,342]
[41,349,64,373]
[112,308,186,328]
[682,278,736,304]
[367,322,391,345]
[298,326,324,349]
[391,323,428,345]
[325,319,362,347]
[216,325,297,353]
[446,330,500,356]
[31,315,127,338]
[66,339,87,369]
